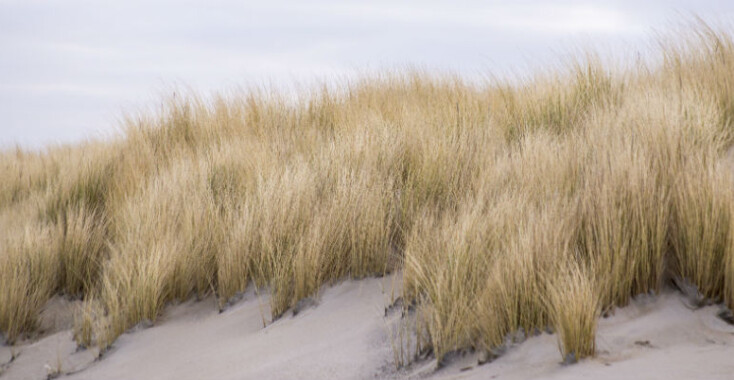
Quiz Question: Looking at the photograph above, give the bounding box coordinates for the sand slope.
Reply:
[66,276,399,380]
[0,297,96,380]
[2,277,734,380]
[414,290,734,380]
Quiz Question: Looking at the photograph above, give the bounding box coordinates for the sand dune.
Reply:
[2,276,734,380]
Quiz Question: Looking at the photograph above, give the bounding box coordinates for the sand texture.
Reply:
[1,276,733,380]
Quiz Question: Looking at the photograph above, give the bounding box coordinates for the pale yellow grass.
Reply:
[1,21,734,367]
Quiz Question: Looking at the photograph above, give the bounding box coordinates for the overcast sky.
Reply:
[1,1,733,148]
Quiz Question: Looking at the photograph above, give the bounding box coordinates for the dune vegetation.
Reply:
[2,21,734,365]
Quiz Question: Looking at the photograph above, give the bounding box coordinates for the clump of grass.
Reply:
[403,209,487,362]
[490,56,618,141]
[215,202,259,309]
[0,148,56,208]
[544,261,600,362]
[576,137,670,309]
[0,217,59,343]
[73,296,103,349]
[56,203,108,296]
[93,157,221,347]
[663,18,734,139]
[669,158,734,301]
[95,245,173,348]
[42,144,114,225]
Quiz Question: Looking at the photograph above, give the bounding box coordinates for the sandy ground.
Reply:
[1,276,734,380]
[419,290,734,380]
[0,297,97,380]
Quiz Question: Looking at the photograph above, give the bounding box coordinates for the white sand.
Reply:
[414,290,734,380]
[69,275,400,380]
[0,297,97,380]
[2,277,734,380]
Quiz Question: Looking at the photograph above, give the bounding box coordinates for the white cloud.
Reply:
[0,0,731,147]
[292,2,642,34]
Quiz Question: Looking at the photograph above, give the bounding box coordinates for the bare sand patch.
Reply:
[2,278,733,380]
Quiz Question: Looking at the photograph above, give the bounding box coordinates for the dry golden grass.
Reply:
[545,260,600,361]
[0,211,59,343]
[1,21,734,366]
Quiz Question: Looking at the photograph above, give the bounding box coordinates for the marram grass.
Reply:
[1,21,734,365]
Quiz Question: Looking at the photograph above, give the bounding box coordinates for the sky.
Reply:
[1,1,733,148]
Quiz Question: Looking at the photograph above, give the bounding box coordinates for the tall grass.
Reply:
[1,21,734,365]
[0,209,59,343]
[545,260,600,361]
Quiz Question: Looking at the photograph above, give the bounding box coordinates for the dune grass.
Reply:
[1,21,734,365]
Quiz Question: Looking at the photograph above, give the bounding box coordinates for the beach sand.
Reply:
[2,275,734,380]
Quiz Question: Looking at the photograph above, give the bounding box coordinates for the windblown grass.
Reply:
[1,21,734,366]
[545,260,600,362]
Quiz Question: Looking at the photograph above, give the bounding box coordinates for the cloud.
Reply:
[0,0,731,147]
